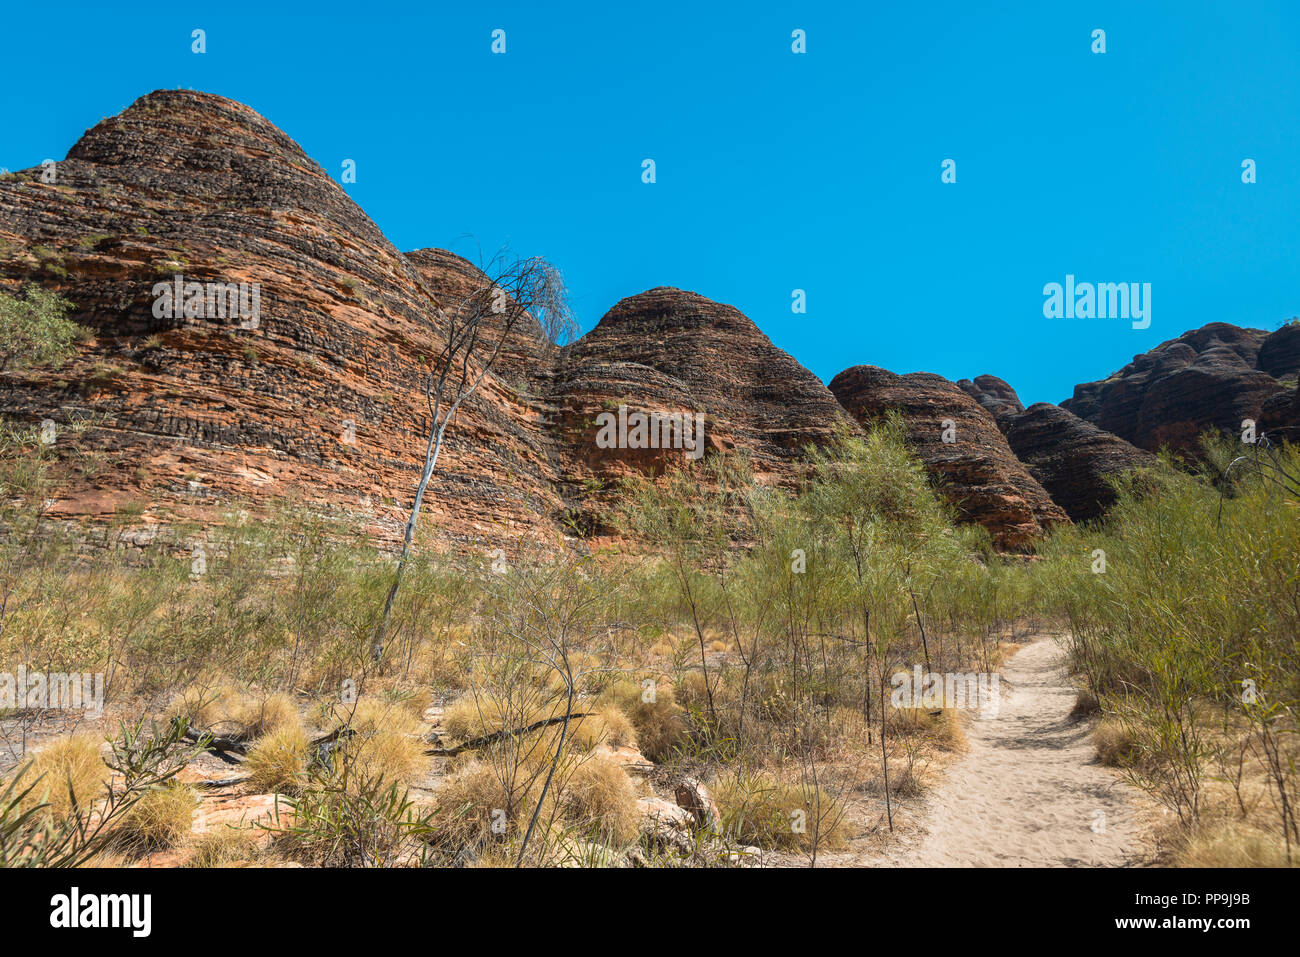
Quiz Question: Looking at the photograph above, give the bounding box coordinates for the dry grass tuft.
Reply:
[236,692,301,739]
[887,707,967,752]
[930,709,968,752]
[1177,822,1295,867]
[350,697,422,736]
[119,782,198,849]
[14,734,107,819]
[186,829,261,867]
[561,755,641,846]
[1070,690,1101,719]
[600,679,685,762]
[1094,718,1137,767]
[169,682,300,741]
[441,693,511,742]
[346,727,423,787]
[432,750,573,854]
[569,705,637,752]
[711,768,848,851]
[245,725,310,793]
[394,687,433,722]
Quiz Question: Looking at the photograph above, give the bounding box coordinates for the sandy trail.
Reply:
[852,635,1149,867]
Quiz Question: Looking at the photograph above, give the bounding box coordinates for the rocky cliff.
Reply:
[1,90,1294,553]
[955,374,1156,522]
[1062,323,1294,454]
[956,374,1024,420]
[0,90,572,549]
[0,91,852,551]
[828,366,1068,549]
[542,285,856,533]
[999,403,1155,522]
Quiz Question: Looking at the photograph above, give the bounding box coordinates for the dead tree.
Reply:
[371,251,576,661]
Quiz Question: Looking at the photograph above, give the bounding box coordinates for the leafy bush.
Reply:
[0,285,83,372]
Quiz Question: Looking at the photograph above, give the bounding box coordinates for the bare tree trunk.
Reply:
[368,253,574,664]
[518,673,575,866]
[372,418,446,660]
[910,586,931,674]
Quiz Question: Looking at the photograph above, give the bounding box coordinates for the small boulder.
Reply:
[674,777,721,833]
[637,795,695,854]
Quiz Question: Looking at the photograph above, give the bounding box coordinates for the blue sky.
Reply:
[2,1,1297,405]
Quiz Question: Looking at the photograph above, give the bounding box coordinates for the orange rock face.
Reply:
[7,90,1280,553]
[0,91,850,553]
[0,91,573,552]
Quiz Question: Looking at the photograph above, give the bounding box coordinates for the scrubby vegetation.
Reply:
[0,286,84,373]
[1034,437,1299,865]
[0,376,1295,866]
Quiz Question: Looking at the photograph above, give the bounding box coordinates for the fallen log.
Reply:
[182,724,248,764]
[425,712,598,757]
[309,727,356,767]
[192,775,250,789]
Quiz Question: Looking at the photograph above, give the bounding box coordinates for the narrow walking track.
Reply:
[854,635,1151,867]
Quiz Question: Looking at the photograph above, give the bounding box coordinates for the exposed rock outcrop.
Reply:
[956,374,1024,420]
[0,91,852,551]
[828,366,1068,548]
[1258,322,1300,384]
[4,89,1292,554]
[0,90,575,549]
[1259,386,1300,442]
[543,286,853,536]
[1062,323,1291,455]
[1000,403,1155,522]
[551,286,849,480]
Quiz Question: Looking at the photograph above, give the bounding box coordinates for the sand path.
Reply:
[851,635,1150,867]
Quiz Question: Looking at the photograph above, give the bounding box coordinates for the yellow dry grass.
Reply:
[119,782,198,849]
[185,829,261,867]
[711,767,848,852]
[561,755,641,846]
[600,679,686,762]
[13,734,108,819]
[245,725,310,793]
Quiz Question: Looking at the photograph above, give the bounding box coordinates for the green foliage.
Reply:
[0,285,82,373]
[10,393,1291,863]
[615,417,1017,851]
[1035,437,1299,847]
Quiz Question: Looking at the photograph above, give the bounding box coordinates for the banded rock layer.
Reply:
[0,90,568,546]
[999,403,1155,523]
[2,90,1293,552]
[828,366,1068,549]
[0,91,849,550]
[1062,323,1295,454]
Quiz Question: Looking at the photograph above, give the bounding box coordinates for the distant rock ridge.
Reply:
[956,374,1156,522]
[1258,322,1300,383]
[956,374,1024,420]
[0,90,1294,552]
[828,366,1068,549]
[1062,322,1294,453]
